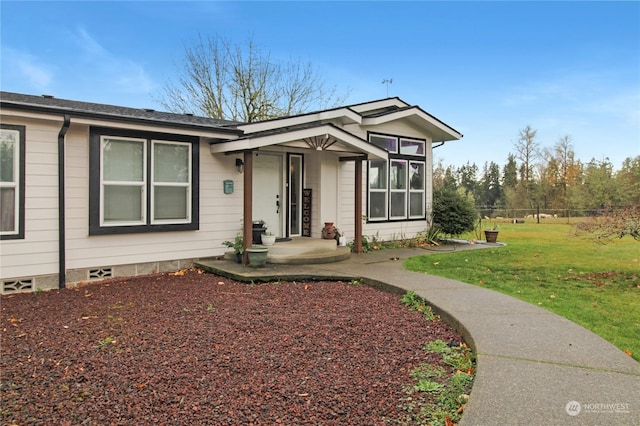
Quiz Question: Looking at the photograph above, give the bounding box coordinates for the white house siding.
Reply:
[337,161,356,242]
[0,112,247,290]
[318,151,340,229]
[64,126,245,275]
[0,115,61,279]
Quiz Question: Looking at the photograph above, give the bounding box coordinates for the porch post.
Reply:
[243,150,253,264]
[354,158,363,253]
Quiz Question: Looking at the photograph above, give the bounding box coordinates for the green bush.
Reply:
[433,189,477,237]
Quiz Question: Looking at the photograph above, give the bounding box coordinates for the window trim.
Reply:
[0,124,26,240]
[89,127,199,235]
[366,132,427,223]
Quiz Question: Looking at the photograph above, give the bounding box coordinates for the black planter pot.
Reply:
[484,230,499,243]
[252,223,267,244]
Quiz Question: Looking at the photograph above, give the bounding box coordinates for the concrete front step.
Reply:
[224,237,351,265]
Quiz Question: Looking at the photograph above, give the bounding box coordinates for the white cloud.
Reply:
[1,47,54,92]
[71,27,155,95]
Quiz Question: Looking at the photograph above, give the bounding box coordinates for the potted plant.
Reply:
[246,246,269,267]
[222,234,244,263]
[322,221,337,240]
[484,223,499,243]
[261,231,276,246]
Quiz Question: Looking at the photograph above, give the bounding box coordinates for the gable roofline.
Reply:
[237,97,410,132]
[237,96,461,142]
[237,106,362,133]
[0,91,243,135]
[347,97,409,113]
[210,122,388,161]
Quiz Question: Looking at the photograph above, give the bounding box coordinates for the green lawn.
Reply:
[404,222,640,362]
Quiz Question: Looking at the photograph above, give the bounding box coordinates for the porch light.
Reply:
[235,158,244,173]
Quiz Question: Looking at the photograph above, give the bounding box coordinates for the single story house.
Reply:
[0,91,462,292]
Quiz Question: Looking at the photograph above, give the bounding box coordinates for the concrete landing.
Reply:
[225,237,351,265]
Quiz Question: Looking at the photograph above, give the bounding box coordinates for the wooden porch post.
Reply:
[242,151,253,264]
[354,158,363,253]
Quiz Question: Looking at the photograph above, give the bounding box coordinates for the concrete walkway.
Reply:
[195,243,640,425]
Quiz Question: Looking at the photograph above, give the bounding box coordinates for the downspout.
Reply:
[58,115,70,288]
[433,141,445,149]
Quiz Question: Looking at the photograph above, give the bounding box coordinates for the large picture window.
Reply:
[367,134,426,221]
[0,124,25,239]
[90,128,198,234]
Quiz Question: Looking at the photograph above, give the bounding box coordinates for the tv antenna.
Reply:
[381,78,393,97]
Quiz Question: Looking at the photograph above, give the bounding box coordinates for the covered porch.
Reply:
[209,123,387,264]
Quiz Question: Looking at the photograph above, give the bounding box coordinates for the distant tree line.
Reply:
[433,125,640,219]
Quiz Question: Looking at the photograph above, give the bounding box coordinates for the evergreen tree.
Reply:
[502,154,518,188]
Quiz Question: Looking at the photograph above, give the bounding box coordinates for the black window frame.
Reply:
[366,131,427,223]
[0,124,26,240]
[89,126,199,235]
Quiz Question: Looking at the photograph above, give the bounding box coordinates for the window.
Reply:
[90,127,198,234]
[390,159,407,219]
[368,160,388,220]
[367,134,426,221]
[0,125,25,240]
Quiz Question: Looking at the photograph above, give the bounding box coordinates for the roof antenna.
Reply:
[381,78,393,97]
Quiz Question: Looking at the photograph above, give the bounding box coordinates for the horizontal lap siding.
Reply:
[0,117,60,279]
[338,162,355,241]
[65,134,243,270]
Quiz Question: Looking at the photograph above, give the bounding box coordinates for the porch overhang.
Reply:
[209,123,388,161]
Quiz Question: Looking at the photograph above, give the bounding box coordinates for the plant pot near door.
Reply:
[261,233,276,246]
[322,222,337,240]
[252,221,267,244]
[246,247,269,267]
[484,230,499,243]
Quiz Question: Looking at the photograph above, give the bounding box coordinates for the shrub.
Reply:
[433,189,477,237]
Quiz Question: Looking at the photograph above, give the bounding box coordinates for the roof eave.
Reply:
[361,107,462,141]
[0,100,243,136]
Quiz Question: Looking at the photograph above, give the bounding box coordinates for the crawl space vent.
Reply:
[2,278,34,293]
[88,268,113,280]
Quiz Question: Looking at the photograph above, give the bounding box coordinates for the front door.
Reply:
[253,153,283,237]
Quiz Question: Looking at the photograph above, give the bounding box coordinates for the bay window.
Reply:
[0,124,25,239]
[367,133,426,221]
[90,128,198,234]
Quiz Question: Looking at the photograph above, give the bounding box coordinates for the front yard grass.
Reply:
[404,222,640,362]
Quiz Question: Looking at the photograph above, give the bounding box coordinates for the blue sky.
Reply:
[2,1,639,170]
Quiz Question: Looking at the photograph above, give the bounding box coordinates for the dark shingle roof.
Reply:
[0,91,242,134]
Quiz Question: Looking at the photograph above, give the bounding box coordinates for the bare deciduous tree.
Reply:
[576,206,640,243]
[513,125,540,184]
[158,35,348,122]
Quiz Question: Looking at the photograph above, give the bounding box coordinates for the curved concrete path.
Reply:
[196,244,640,425]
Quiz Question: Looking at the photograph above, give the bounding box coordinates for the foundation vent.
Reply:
[2,278,34,293]
[88,268,113,280]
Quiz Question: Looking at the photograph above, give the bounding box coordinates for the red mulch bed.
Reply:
[1,270,464,425]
